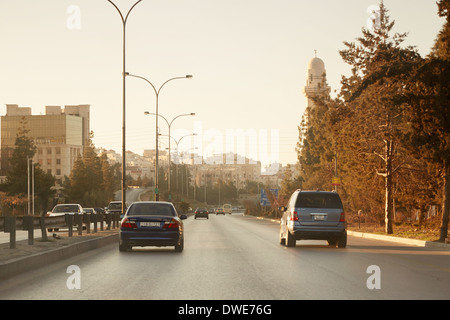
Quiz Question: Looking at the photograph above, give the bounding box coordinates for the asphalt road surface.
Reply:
[0,212,449,300]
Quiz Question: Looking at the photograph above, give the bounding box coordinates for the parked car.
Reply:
[279,190,347,248]
[47,203,84,231]
[119,201,187,252]
[194,207,209,219]
[94,207,105,214]
[215,208,225,215]
[48,203,83,217]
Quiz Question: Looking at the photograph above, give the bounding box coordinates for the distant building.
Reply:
[190,153,261,190]
[1,104,90,185]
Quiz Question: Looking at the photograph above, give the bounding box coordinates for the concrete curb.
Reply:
[347,230,450,250]
[253,215,450,250]
[0,233,118,280]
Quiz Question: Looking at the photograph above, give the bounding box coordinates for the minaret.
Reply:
[302,52,330,109]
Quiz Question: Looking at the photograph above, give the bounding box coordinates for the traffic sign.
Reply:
[332,177,341,186]
[260,188,278,206]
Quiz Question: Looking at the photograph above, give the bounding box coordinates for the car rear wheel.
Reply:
[119,242,131,252]
[175,237,184,252]
[286,230,296,247]
[337,232,347,248]
[327,238,338,246]
[279,229,286,245]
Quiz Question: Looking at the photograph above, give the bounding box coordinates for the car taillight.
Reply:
[121,218,137,229]
[339,212,345,222]
[290,211,299,221]
[163,219,180,229]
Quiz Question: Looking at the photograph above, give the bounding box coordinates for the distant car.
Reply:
[94,207,105,214]
[49,203,83,217]
[83,208,95,214]
[194,207,209,219]
[215,208,225,215]
[223,204,232,214]
[119,201,187,252]
[279,190,347,248]
[47,203,84,232]
[106,201,127,216]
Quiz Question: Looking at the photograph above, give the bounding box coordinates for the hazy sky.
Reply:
[0,0,444,169]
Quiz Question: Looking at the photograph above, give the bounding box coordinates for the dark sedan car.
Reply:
[194,207,209,219]
[119,201,186,252]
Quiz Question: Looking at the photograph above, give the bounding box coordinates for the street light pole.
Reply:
[106,0,143,214]
[126,73,193,200]
[174,134,197,199]
[144,112,195,201]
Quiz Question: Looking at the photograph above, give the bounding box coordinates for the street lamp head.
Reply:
[144,111,149,115]
[186,75,193,79]
[190,113,196,116]
[124,72,130,76]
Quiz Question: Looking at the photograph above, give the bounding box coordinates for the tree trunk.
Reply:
[439,159,449,242]
[385,139,394,234]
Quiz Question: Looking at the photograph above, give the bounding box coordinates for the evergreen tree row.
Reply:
[293,1,449,240]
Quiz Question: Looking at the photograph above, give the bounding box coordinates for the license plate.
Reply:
[313,215,326,221]
[140,222,160,227]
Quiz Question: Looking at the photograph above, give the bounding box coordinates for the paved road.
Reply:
[0,213,449,300]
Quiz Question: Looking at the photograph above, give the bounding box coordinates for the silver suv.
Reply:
[279,190,347,248]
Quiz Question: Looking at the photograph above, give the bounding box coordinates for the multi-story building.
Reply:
[1,104,90,185]
[191,153,261,190]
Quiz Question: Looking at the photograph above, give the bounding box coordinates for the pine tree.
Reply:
[403,0,450,241]
[0,123,55,214]
[2,126,37,196]
[64,139,120,207]
[337,2,421,233]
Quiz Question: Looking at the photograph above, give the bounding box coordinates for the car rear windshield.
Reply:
[295,193,343,209]
[108,202,122,210]
[53,205,79,213]
[127,203,176,216]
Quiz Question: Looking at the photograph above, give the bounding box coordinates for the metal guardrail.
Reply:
[0,213,121,249]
